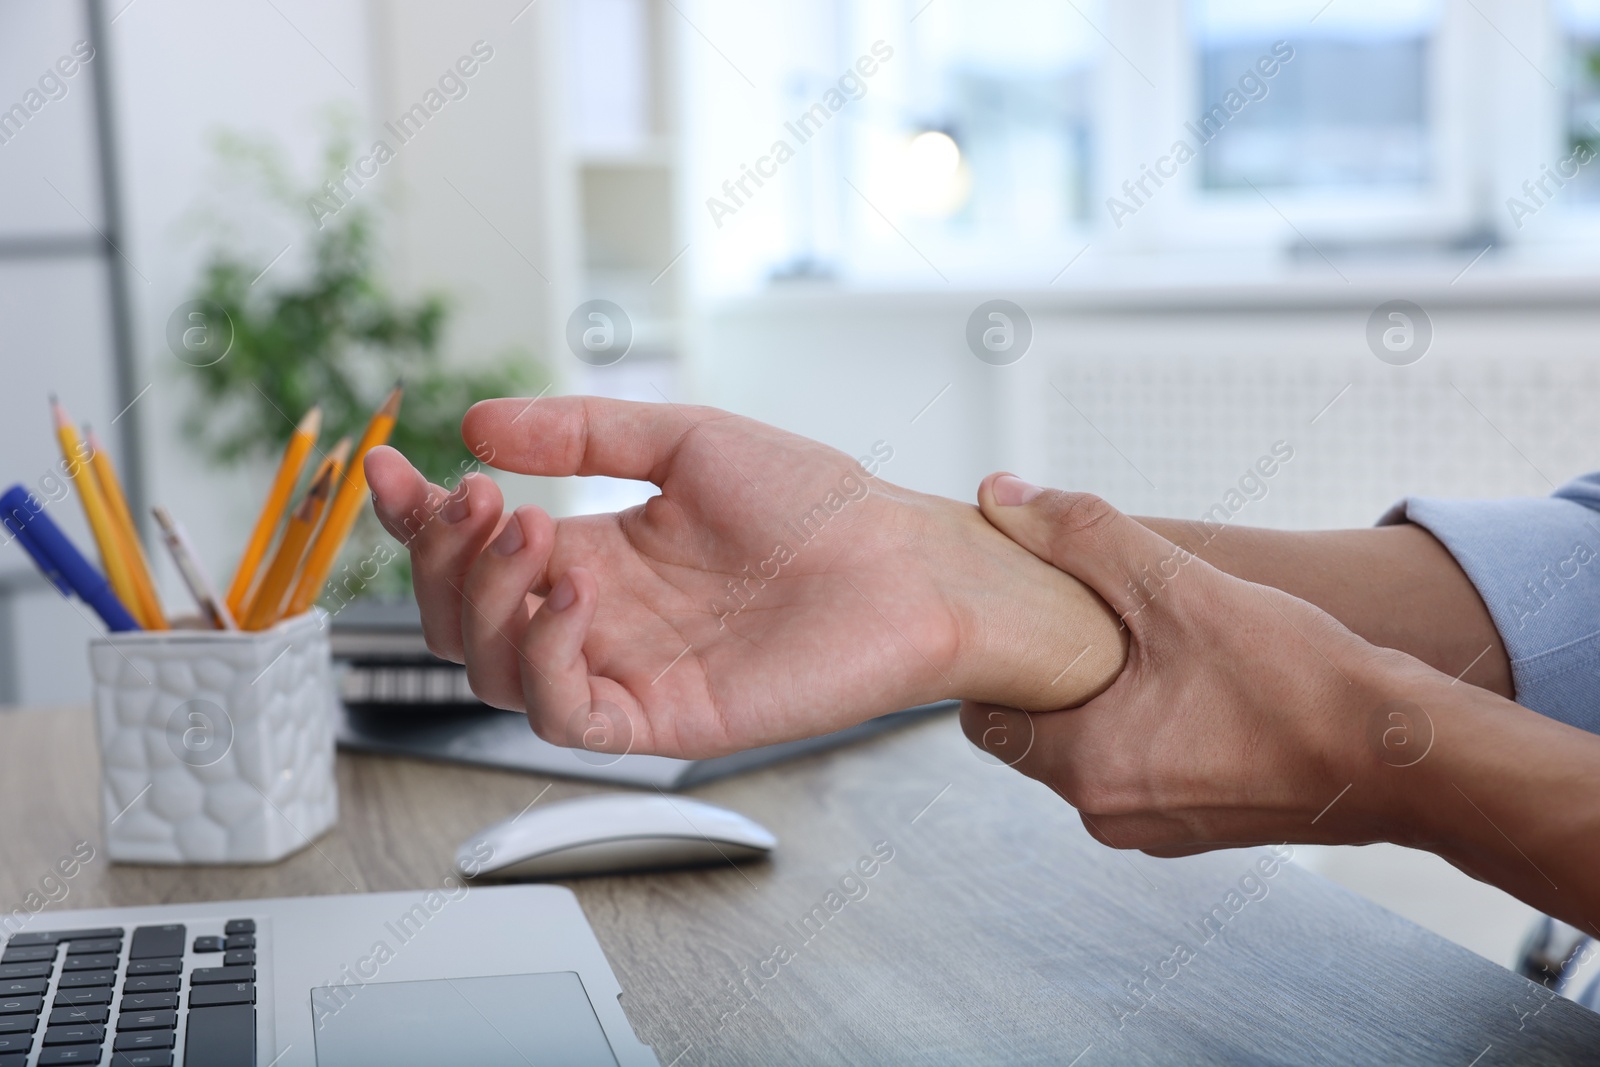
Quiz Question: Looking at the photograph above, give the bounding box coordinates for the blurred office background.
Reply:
[4,0,1598,970]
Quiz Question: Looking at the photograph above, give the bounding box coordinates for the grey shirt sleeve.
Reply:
[1377,473,1600,734]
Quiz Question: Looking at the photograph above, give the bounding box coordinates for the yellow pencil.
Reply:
[285,384,402,616]
[225,406,322,618]
[52,399,144,627]
[86,426,168,630]
[240,438,349,631]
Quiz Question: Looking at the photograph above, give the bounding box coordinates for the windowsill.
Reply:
[702,251,1600,314]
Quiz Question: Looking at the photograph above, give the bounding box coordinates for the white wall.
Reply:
[694,289,1003,504]
[696,274,1600,533]
[367,0,569,514]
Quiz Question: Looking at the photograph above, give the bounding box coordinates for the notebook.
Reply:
[329,599,954,789]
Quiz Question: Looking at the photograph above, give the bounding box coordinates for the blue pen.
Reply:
[5,510,71,595]
[1,484,141,632]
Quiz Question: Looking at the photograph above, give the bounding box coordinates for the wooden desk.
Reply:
[2,704,1596,1065]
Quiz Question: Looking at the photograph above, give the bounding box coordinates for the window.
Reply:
[683,0,1105,291]
[839,0,1101,281]
[1192,0,1440,191]
[890,1,1097,230]
[682,0,1600,293]
[1560,0,1600,202]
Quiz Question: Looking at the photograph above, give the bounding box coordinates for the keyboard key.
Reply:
[188,983,252,1008]
[0,996,42,1015]
[113,1031,173,1051]
[126,928,183,963]
[0,979,46,997]
[0,946,55,964]
[117,994,175,1013]
[120,977,178,995]
[0,934,52,949]
[0,1015,33,1034]
[0,1033,32,1053]
[222,935,253,951]
[62,956,119,973]
[0,1053,21,1067]
[123,960,179,978]
[56,972,115,989]
[110,1053,171,1067]
[0,963,51,980]
[5,929,123,948]
[64,940,121,958]
[39,1047,103,1064]
[189,966,253,986]
[221,920,254,937]
[114,1011,174,1033]
[221,950,254,967]
[52,991,111,1008]
[181,1003,253,1067]
[44,1023,105,1045]
[190,937,223,954]
[48,1006,107,1026]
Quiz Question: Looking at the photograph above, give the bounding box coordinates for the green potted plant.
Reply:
[180,125,541,603]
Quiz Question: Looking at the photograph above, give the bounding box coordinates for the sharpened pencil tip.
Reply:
[378,382,404,418]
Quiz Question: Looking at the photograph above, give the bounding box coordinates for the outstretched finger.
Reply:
[463,395,731,484]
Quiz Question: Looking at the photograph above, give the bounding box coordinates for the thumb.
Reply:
[977,473,1192,620]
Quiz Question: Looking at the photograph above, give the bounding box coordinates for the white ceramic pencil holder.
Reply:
[88,611,339,865]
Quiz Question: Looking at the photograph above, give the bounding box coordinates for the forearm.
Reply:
[950,506,1513,713]
[976,512,1514,708]
[1378,660,1600,929]
[1140,519,1512,697]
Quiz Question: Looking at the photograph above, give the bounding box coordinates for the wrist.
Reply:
[1322,649,1461,849]
[1316,643,1560,854]
[1348,652,1600,909]
[910,492,1126,710]
[1398,673,1599,855]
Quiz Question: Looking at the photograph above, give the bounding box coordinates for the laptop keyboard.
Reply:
[0,920,258,1066]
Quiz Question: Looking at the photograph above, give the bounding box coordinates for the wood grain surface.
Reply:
[1,703,1595,1065]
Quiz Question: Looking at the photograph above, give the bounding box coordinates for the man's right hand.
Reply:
[365,396,1124,759]
[965,473,1600,930]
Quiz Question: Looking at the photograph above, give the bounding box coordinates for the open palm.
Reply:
[366,397,1119,758]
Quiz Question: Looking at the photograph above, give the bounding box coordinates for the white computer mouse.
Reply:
[456,793,778,880]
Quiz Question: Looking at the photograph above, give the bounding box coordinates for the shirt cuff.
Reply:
[1377,489,1600,735]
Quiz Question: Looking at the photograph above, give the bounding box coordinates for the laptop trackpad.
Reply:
[312,972,621,1066]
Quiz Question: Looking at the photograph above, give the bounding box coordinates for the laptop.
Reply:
[0,885,658,1066]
